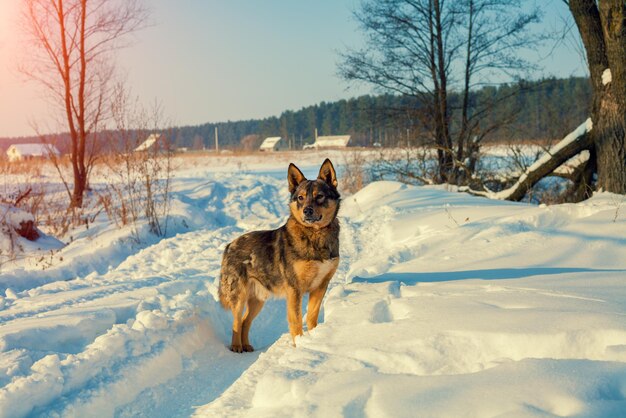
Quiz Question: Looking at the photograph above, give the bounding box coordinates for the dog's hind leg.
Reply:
[286,287,303,346]
[241,296,264,352]
[229,297,246,353]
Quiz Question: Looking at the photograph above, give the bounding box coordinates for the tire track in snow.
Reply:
[0,173,290,417]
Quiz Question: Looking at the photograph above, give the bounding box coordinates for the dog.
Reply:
[218,159,340,352]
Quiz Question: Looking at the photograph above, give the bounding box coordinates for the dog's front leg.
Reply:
[306,282,330,331]
[286,287,303,345]
[306,264,337,331]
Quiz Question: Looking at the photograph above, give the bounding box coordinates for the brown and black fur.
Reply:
[218,159,340,352]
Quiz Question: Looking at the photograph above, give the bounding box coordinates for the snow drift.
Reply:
[0,155,625,417]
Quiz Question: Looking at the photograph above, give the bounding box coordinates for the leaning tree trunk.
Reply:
[570,0,626,194]
[462,119,594,201]
[460,0,624,203]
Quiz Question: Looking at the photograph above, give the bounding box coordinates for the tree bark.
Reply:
[433,0,453,182]
[456,0,475,184]
[562,147,596,202]
[596,0,626,193]
[569,0,626,194]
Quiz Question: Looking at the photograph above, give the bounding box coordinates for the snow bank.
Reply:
[0,205,63,271]
[198,182,626,418]
[2,205,34,228]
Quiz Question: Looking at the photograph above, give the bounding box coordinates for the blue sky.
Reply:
[0,0,586,137]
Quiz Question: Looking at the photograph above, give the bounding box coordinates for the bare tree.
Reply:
[566,0,625,195]
[338,0,458,182]
[20,0,148,209]
[453,0,542,183]
[466,0,625,202]
[191,134,205,151]
[104,85,173,241]
[338,0,541,184]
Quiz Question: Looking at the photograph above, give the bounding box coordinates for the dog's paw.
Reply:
[243,344,254,352]
[230,344,243,353]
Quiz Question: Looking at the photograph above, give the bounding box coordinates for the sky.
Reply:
[0,0,587,138]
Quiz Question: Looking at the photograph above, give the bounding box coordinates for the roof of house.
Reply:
[312,135,351,148]
[134,134,161,152]
[260,137,282,150]
[7,143,60,156]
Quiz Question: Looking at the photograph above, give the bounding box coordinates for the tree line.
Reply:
[0,75,591,153]
[0,76,592,153]
[165,76,592,150]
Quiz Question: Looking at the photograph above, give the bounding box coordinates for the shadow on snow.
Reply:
[351,267,626,284]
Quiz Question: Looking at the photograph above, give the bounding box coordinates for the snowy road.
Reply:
[1,159,626,417]
[0,171,294,417]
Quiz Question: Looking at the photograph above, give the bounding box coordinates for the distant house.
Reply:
[303,135,351,150]
[6,143,61,162]
[134,133,165,153]
[259,137,282,152]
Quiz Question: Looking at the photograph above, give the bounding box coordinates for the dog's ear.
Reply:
[288,163,307,194]
[318,159,337,188]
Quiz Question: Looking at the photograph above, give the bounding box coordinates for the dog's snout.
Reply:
[303,206,314,217]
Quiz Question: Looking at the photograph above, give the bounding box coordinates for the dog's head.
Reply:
[288,159,340,229]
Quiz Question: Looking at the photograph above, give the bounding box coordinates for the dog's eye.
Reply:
[297,195,304,201]
[316,194,325,201]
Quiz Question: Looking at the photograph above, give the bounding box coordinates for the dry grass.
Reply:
[340,150,369,194]
[0,158,45,176]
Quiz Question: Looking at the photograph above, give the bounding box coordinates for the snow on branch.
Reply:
[553,150,590,179]
[462,118,594,201]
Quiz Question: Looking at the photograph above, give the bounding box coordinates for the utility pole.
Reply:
[215,126,219,153]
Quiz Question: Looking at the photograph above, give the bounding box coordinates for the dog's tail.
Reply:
[218,248,231,309]
[218,243,244,309]
[217,287,230,309]
[217,279,228,309]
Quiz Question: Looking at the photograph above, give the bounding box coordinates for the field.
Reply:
[1,150,625,417]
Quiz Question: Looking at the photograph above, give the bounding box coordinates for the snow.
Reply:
[477,118,593,200]
[1,152,625,417]
[305,135,351,149]
[259,137,282,151]
[1,206,34,227]
[0,204,64,269]
[134,134,161,152]
[602,68,612,85]
[6,144,61,161]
